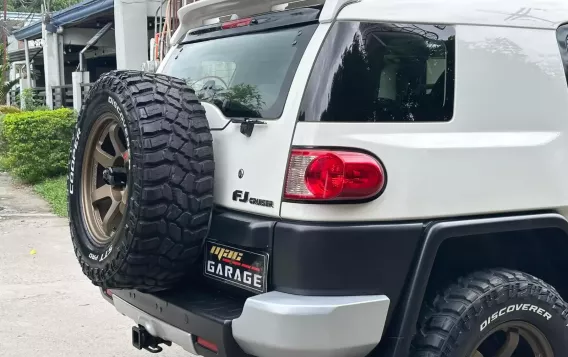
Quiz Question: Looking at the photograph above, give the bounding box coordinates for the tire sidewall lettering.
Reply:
[68,127,81,195]
[454,296,567,357]
[108,95,131,172]
[107,95,130,149]
[87,245,113,262]
[479,303,553,332]
[69,91,133,266]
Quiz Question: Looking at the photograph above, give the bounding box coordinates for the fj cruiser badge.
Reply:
[232,190,274,208]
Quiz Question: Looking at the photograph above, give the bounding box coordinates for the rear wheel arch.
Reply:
[381,212,568,357]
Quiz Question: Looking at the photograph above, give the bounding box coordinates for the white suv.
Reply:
[68,0,568,356]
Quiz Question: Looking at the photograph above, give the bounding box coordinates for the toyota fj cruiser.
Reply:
[67,0,568,356]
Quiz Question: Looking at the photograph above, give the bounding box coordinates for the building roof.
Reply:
[3,11,41,34]
[13,0,114,41]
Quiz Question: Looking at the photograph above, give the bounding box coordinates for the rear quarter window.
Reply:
[299,22,455,122]
[556,24,568,85]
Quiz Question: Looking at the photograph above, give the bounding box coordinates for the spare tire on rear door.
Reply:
[68,70,214,292]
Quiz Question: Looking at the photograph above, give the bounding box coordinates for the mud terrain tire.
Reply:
[68,70,214,292]
[412,269,568,357]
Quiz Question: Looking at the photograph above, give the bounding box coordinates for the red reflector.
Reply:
[197,337,219,353]
[104,289,113,298]
[221,18,252,29]
[285,149,386,201]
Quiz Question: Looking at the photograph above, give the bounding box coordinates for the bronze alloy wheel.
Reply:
[470,321,553,357]
[81,113,129,245]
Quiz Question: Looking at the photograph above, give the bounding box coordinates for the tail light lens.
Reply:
[284,149,386,201]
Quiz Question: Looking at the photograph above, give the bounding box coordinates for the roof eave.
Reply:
[13,0,114,41]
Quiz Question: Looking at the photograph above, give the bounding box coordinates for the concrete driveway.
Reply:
[0,173,187,356]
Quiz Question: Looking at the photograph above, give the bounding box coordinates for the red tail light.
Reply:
[284,149,386,201]
[196,337,219,353]
[222,18,253,29]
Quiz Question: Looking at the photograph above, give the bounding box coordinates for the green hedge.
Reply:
[0,108,76,183]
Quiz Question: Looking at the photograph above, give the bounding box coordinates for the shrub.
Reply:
[1,108,76,183]
[20,88,44,111]
[0,105,20,114]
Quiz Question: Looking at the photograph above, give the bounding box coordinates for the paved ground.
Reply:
[0,173,188,356]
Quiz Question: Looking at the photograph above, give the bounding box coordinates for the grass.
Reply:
[34,175,68,217]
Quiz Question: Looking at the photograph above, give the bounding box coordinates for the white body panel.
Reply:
[282,24,568,221]
[201,24,331,216]
[161,0,568,222]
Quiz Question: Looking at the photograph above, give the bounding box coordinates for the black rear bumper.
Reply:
[210,210,424,302]
[108,211,568,357]
[111,209,425,357]
[113,284,250,357]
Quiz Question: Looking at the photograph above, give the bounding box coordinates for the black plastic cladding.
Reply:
[207,209,424,326]
[375,212,568,357]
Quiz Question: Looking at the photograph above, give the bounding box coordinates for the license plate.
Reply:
[204,240,268,293]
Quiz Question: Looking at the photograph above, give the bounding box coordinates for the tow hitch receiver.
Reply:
[132,325,172,353]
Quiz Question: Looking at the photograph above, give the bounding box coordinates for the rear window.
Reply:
[299,22,455,122]
[161,24,317,119]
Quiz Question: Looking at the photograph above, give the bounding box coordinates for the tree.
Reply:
[0,43,19,104]
[8,0,81,13]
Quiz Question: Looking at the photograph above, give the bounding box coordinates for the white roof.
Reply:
[340,0,568,30]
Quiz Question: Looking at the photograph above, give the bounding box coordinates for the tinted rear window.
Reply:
[161,24,317,119]
[300,22,455,122]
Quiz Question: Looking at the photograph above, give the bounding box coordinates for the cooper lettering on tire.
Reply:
[67,70,214,292]
[412,269,568,357]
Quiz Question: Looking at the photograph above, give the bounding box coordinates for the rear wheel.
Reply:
[68,70,214,291]
[412,269,568,357]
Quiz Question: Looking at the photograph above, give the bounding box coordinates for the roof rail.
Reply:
[170,0,359,45]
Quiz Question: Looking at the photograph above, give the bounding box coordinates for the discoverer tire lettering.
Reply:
[412,269,568,357]
[68,70,214,292]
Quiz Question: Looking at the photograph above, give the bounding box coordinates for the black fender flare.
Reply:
[382,212,568,357]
